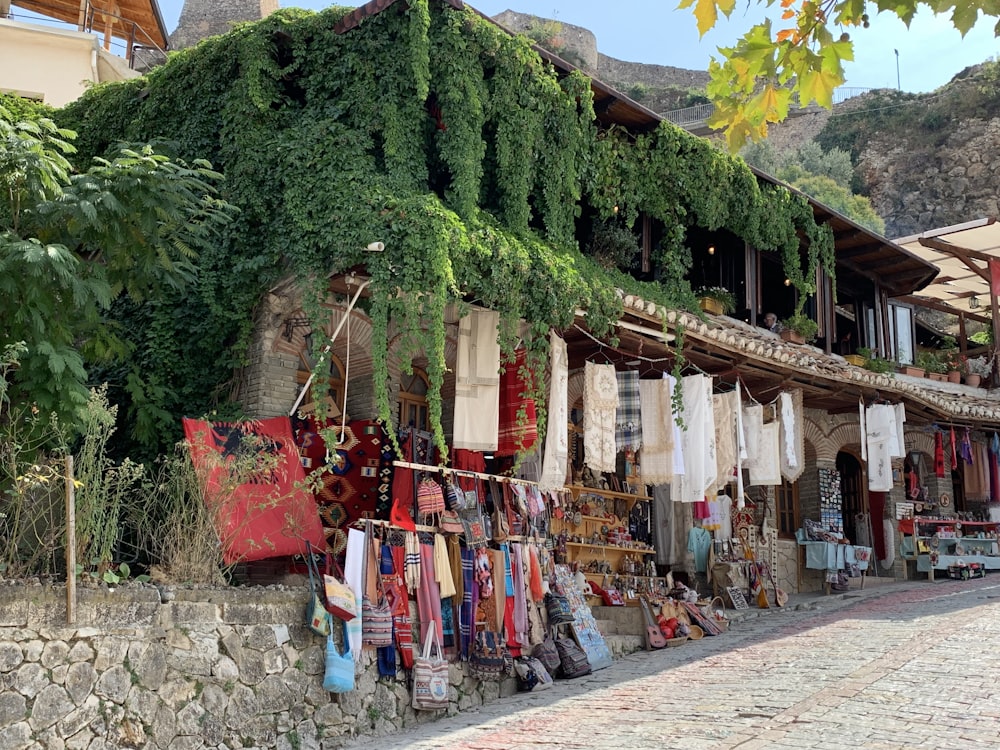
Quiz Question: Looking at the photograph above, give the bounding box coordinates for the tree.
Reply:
[680,0,994,150]
[740,140,884,231]
[0,100,235,437]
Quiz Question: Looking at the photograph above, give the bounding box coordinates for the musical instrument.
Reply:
[639,596,667,649]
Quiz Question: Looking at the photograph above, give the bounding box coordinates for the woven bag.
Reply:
[417,478,445,514]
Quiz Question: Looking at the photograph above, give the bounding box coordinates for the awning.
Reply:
[895,217,1000,317]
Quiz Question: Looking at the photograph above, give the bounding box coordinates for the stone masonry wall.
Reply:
[170,0,279,51]
[0,584,522,749]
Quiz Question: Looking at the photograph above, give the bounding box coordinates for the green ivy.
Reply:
[57,4,836,456]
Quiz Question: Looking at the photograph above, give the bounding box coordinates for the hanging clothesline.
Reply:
[352,517,538,543]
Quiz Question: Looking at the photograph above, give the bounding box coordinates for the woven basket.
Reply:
[687,624,704,640]
[665,636,688,648]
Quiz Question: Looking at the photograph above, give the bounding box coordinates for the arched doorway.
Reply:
[398,367,429,430]
[837,450,867,544]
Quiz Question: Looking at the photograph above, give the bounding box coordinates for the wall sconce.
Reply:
[708,245,715,255]
[969,295,980,309]
[784,278,792,287]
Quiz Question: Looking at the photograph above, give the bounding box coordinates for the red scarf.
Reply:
[935,431,945,478]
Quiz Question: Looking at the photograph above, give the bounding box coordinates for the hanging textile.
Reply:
[968,441,991,501]
[453,306,501,451]
[344,528,366,661]
[859,399,867,462]
[676,374,716,502]
[865,405,894,492]
[935,431,946,478]
[376,544,397,677]
[460,547,475,660]
[496,348,538,457]
[584,361,619,473]
[734,386,745,510]
[375,421,396,520]
[539,331,569,491]
[665,373,685,478]
[749,421,781,486]
[713,391,738,491]
[990,433,1000,503]
[892,403,907,458]
[706,494,733,541]
[615,370,642,451]
[741,403,764,470]
[961,428,974,465]
[639,377,674,485]
[388,544,414,669]
[404,532,421,592]
[778,389,805,483]
[433,534,456,598]
[417,539,443,647]
[181,417,325,563]
[950,426,958,470]
[511,544,529,649]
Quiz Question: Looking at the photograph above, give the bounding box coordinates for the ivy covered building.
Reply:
[61,0,1000,598]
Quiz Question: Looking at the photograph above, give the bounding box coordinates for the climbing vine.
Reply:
[58,3,836,457]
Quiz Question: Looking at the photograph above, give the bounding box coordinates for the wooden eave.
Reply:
[13,0,167,49]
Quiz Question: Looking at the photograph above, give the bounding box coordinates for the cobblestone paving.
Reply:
[344,578,1000,749]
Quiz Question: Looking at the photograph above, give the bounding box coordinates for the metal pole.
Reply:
[894,49,900,91]
[65,455,77,625]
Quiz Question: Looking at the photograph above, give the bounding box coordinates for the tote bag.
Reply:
[361,524,394,647]
[323,619,355,693]
[323,556,357,622]
[304,543,330,636]
[411,627,449,710]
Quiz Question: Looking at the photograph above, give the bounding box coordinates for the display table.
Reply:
[796,529,872,592]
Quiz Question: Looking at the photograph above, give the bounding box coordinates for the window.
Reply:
[296,333,346,416]
[398,368,429,430]
[888,302,915,364]
[775,479,799,538]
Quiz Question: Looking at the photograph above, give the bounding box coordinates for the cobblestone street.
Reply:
[345,578,1000,749]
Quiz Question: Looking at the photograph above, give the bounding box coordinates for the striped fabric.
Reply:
[404,532,420,592]
[460,548,475,659]
[376,544,397,677]
[496,348,538,457]
[389,545,414,669]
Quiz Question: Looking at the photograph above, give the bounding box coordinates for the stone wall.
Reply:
[170,0,279,51]
[0,584,519,749]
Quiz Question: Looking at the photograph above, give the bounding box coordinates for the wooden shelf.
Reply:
[554,514,622,524]
[567,485,651,502]
[566,542,655,555]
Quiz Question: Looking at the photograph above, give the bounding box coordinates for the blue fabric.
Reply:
[460,547,475,660]
[501,544,515,597]
[376,544,397,678]
[687,527,712,573]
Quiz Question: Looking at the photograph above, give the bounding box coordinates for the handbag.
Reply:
[438,509,465,534]
[417,477,445,514]
[554,634,591,678]
[361,524,394,647]
[531,635,561,675]
[323,557,357,622]
[489,479,509,542]
[544,592,575,625]
[513,656,553,692]
[411,626,450,710]
[304,542,330,637]
[322,618,355,693]
[468,630,512,682]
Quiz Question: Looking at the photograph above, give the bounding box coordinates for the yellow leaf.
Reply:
[797,68,841,107]
[677,0,724,37]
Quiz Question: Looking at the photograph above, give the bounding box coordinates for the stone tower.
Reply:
[170,0,279,50]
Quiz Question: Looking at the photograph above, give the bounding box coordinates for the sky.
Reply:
[154,1,999,94]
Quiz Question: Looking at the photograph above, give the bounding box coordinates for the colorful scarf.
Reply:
[388,544,414,669]
[496,348,538,457]
[376,544,397,677]
[934,431,945,478]
[615,370,642,451]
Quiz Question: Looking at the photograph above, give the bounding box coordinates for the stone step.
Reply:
[603,634,646,658]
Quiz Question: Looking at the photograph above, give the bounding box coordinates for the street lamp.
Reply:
[894,49,900,91]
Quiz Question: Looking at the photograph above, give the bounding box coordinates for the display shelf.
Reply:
[899,517,1000,581]
[566,542,655,554]
[567,485,651,502]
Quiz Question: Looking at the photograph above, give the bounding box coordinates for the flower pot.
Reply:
[965,373,982,388]
[844,354,866,367]
[898,365,925,377]
[699,297,724,315]
[779,328,805,345]
[928,372,947,382]
[947,370,962,384]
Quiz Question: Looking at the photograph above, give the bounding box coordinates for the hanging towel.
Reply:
[615,370,642,451]
[935,431,945,478]
[453,306,501,451]
[892,403,907,458]
[417,540,443,647]
[859,398,867,462]
[496,348,538,457]
[734,386,745,509]
[666,373,686,478]
[713,391,738,491]
[584,361,619,473]
[433,534,456,598]
[741,403,764,470]
[539,331,569,491]
[749,421,781,486]
[639,377,674,485]
[866,405,894,492]
[779,389,805,483]
[404,531,421,593]
[676,374,716,502]
[344,528,366,662]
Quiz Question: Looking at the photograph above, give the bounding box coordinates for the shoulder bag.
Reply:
[323,555,357,622]
[417,477,445,514]
[468,630,512,682]
[514,656,553,692]
[322,618,355,693]
[531,634,561,675]
[360,523,394,647]
[554,632,591,678]
[544,591,575,625]
[411,626,450,710]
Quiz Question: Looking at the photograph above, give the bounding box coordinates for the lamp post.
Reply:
[894,49,900,91]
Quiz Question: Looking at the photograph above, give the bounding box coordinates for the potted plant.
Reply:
[965,355,992,387]
[941,337,962,383]
[913,350,941,380]
[779,312,818,345]
[843,352,866,367]
[858,347,895,374]
[696,286,737,316]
